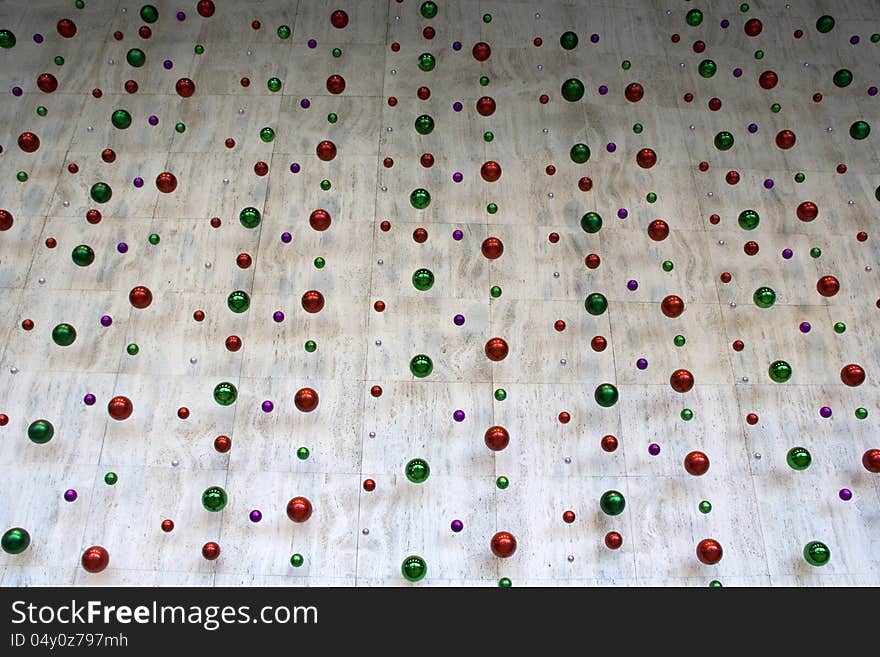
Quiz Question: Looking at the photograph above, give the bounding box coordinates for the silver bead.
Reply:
[553,271,560,278]
[121,7,126,11]
[547,192,554,199]
[375,339,382,346]
[222,178,229,184]
[786,3,791,8]
[729,301,736,308]
[380,186,387,192]
[535,13,540,19]
[377,259,383,265]
[689,124,695,131]
[246,50,252,56]
[679,62,685,68]
[707,191,713,197]
[38,277,45,284]
[205,261,212,269]
[390,68,397,75]
[742,376,749,383]
[564,456,571,464]
[567,555,575,562]
[368,431,376,438]
[10,366,18,374]
[386,126,393,132]
[108,59,114,65]
[826,126,833,132]
[542,128,549,134]
[666,9,672,14]
[848,200,855,205]
[362,528,369,535]
[866,266,872,272]
[754,452,762,460]
[394,15,400,21]
[804,62,809,67]
[536,64,543,71]
[238,108,245,114]
[87,126,93,132]
[171,460,179,467]
[190,357,197,364]
[560,358,567,365]
[62,200,69,207]
[718,239,725,245]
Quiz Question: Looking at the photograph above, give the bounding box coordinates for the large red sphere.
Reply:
[294,387,319,413]
[107,396,133,421]
[129,285,153,309]
[604,531,623,549]
[330,10,349,29]
[309,208,332,231]
[472,41,491,61]
[476,96,496,116]
[326,74,346,94]
[175,78,196,98]
[696,538,723,565]
[37,73,58,93]
[214,435,232,453]
[670,368,695,393]
[601,434,618,452]
[840,363,865,387]
[636,148,657,169]
[484,425,510,451]
[57,19,77,38]
[796,201,818,222]
[81,546,110,573]
[744,18,763,36]
[490,531,517,558]
[758,70,778,90]
[316,140,337,161]
[684,450,710,476]
[578,176,593,191]
[417,86,431,100]
[775,129,796,149]
[18,132,40,153]
[197,1,216,18]
[480,160,502,182]
[481,237,504,259]
[156,171,178,193]
[661,295,685,318]
[816,275,840,297]
[301,290,325,313]
[647,219,669,241]
[863,449,880,473]
[485,337,509,362]
[0,210,13,231]
[201,542,221,560]
[624,82,644,102]
[286,496,313,522]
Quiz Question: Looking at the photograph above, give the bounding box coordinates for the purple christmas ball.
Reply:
[281,232,292,243]
[799,321,811,333]
[598,85,608,95]
[117,242,128,253]
[452,41,462,51]
[133,177,144,188]
[83,393,96,405]
[261,400,274,413]
[100,315,112,327]
[648,443,661,456]
[606,142,616,153]
[163,60,173,70]
[782,248,793,259]
[177,11,186,21]
[636,358,648,370]
[617,208,628,219]
[148,115,159,126]
[868,86,878,97]
[763,178,774,189]
[300,98,310,109]
[273,310,285,322]
[839,488,852,501]
[733,68,743,78]
[747,123,758,133]
[453,314,465,326]
[452,172,463,182]
[12,86,23,97]
[249,509,262,523]
[450,519,463,532]
[819,406,832,418]
[627,279,638,291]
[452,229,463,241]
[850,35,859,45]
[64,489,78,502]
[453,409,465,422]
[590,34,599,43]
[453,101,463,112]
[34,34,43,44]
[307,39,317,48]
[720,19,730,28]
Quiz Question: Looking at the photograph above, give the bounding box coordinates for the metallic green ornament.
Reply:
[816,15,835,33]
[1,527,30,554]
[803,541,830,566]
[332,48,342,58]
[414,114,435,135]
[260,127,275,143]
[267,77,282,92]
[833,322,846,334]
[0,29,16,49]
[201,486,228,512]
[90,182,112,204]
[585,292,608,316]
[833,68,853,87]
[786,446,811,470]
[139,4,158,23]
[686,9,703,26]
[296,447,310,460]
[600,490,626,516]
[213,381,238,406]
[709,580,722,588]
[304,340,317,353]
[855,407,868,420]
[755,50,764,60]
[194,44,204,54]
[405,458,430,483]
[409,354,433,378]
[71,244,95,267]
[36,105,47,117]
[740,3,749,11]
[681,408,693,421]
[52,323,77,347]
[314,257,325,269]
[570,143,591,164]
[320,179,331,191]
[647,191,657,203]
[483,131,494,142]
[412,268,435,291]
[699,500,712,514]
[494,388,507,401]
[490,285,502,298]
[479,75,490,87]
[662,260,674,272]
[327,113,338,124]
[401,555,427,581]
[738,209,760,230]
[633,123,644,134]
[753,286,776,308]
[849,121,870,140]
[594,383,619,408]
[175,122,186,133]
[126,48,146,67]
[498,577,512,587]
[111,109,132,129]
[872,33,880,43]
[674,334,686,347]
[768,360,792,383]
[496,476,509,489]
[104,471,118,485]
[239,206,261,228]
[418,52,436,72]
[410,188,431,209]
[126,343,139,356]
[420,1,438,20]
[580,211,602,233]
[698,59,717,78]
[148,233,160,245]
[16,171,27,182]
[795,172,806,183]
[714,131,734,151]
[482,13,492,23]
[810,247,821,258]
[560,31,579,49]
[487,203,498,214]
[277,25,291,39]
[561,78,585,102]
[622,60,631,70]
[27,419,54,444]
[290,553,304,567]
[227,290,250,313]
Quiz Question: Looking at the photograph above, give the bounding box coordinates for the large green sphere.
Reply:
[686,9,703,26]
[849,121,870,140]
[277,25,291,39]
[594,383,619,408]
[0,29,16,49]
[52,323,77,347]
[267,77,282,92]
[410,354,433,378]
[787,447,811,470]
[414,114,435,135]
[816,15,835,33]
[201,486,228,512]
[139,4,158,22]
[768,360,792,383]
[410,188,431,210]
[71,244,95,267]
[27,419,54,444]
[401,555,428,581]
[580,212,603,233]
[1,527,30,554]
[561,78,585,102]
[420,1,438,19]
[570,143,591,163]
[738,209,760,230]
[405,458,430,483]
[714,131,734,151]
[600,490,626,516]
[753,286,776,308]
[833,68,853,87]
[111,109,132,129]
[560,31,579,49]
[412,268,435,291]
[90,182,112,204]
[418,53,436,72]
[585,292,608,316]
[259,127,275,143]
[227,290,250,313]
[698,59,717,78]
[239,206,261,228]
[213,381,238,406]
[126,48,146,68]
[803,541,830,566]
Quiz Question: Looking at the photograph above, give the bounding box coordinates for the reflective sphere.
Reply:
[81,546,110,573]
[294,387,319,412]
[286,496,313,522]
[490,531,517,557]
[696,538,723,565]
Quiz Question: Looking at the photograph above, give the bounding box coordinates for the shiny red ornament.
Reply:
[661,295,684,318]
[604,531,623,550]
[57,19,77,38]
[326,74,346,94]
[193,309,205,321]
[698,161,709,172]
[225,138,235,148]
[816,275,839,297]
[225,335,242,352]
[548,232,559,243]
[18,132,40,153]
[197,1,216,18]
[793,29,804,38]
[316,140,337,161]
[301,290,325,313]
[585,253,600,269]
[420,153,434,168]
[684,450,710,476]
[693,40,705,53]
[533,37,543,47]
[129,285,153,309]
[0,414,7,426]
[744,18,763,36]
[387,96,397,107]
[155,171,178,193]
[670,368,695,393]
[370,385,383,398]
[373,300,385,312]
[412,227,428,243]
[837,163,847,174]
[624,82,644,102]
[45,237,56,248]
[558,411,570,423]
[709,214,720,225]
[107,396,133,421]
[363,479,376,492]
[37,73,58,93]
[775,129,796,149]
[423,26,435,40]
[601,434,618,452]
[720,272,732,283]
[481,237,504,259]
[417,86,430,100]
[545,165,556,176]
[22,319,34,330]
[563,510,575,524]
[758,70,778,90]
[485,337,509,362]
[840,364,865,387]
[81,546,109,573]
[175,78,196,98]
[636,148,657,169]
[578,176,593,191]
[472,41,491,61]
[201,542,220,560]
[683,92,694,103]
[330,9,349,29]
[726,170,740,185]
[591,335,607,352]
[209,216,220,227]
[476,96,496,116]
[796,201,818,222]
[708,97,722,111]
[124,80,138,94]
[647,219,669,241]
[139,26,152,39]
[490,531,517,558]
[286,496,313,522]
[746,413,758,425]
[251,20,261,30]
[161,519,174,532]
[254,161,269,176]
[484,425,510,451]
[68,163,79,174]
[539,94,549,104]
[857,231,868,242]
[214,435,231,453]
[294,388,319,413]
[309,209,332,231]
[480,160,502,182]
[671,34,680,43]
[101,148,116,163]
[0,210,13,231]
[732,340,744,352]
[744,241,759,256]
[696,538,723,565]
[380,220,391,231]
[813,93,823,103]
[113,32,123,41]
[240,77,250,88]
[177,407,189,420]
[554,319,565,331]
[236,253,252,269]
[862,449,880,473]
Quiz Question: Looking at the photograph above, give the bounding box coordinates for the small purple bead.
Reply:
[262,400,274,413]
[34,34,43,44]
[148,115,159,126]
[453,410,465,422]
[249,509,262,523]
[117,242,128,253]
[763,178,774,189]
[590,34,599,43]
[453,314,465,326]
[452,171,463,182]
[163,60,173,70]
[308,39,317,48]
[452,41,462,51]
[12,86,23,97]
[782,248,794,259]
[64,489,78,502]
[720,19,730,28]
[100,315,112,327]
[839,488,852,501]
[799,321,811,333]
[133,177,144,188]
[868,86,878,96]
[598,85,608,95]
[450,519,463,532]
[300,98,310,109]
[820,406,832,418]
[648,443,661,456]
[617,208,628,219]
[636,358,648,370]
[850,36,859,45]
[273,311,285,322]
[733,68,743,78]
[453,101,463,111]
[452,229,463,241]
[606,142,616,153]
[290,163,300,173]
[83,393,96,405]
[281,232,292,243]
[177,11,186,21]
[627,279,638,291]
[747,123,758,133]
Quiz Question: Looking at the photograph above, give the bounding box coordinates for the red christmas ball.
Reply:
[726,170,740,185]
[758,70,778,90]
[601,434,618,452]
[326,74,346,94]
[253,161,269,176]
[236,253,252,269]
[68,163,79,174]
[591,335,607,351]
[485,337,509,362]
[546,165,556,176]
[309,209,332,231]
[363,478,376,492]
[490,531,517,558]
[316,140,337,161]
[840,363,865,387]
[624,82,644,102]
[647,219,669,241]
[129,285,153,309]
[423,26,435,40]
[481,237,504,259]
[661,294,685,318]
[417,86,430,100]
[37,73,58,93]
[57,19,77,38]
[732,340,744,352]
[175,77,196,98]
[197,1,216,18]
[0,414,7,426]
[562,510,575,524]
[816,275,840,297]
[124,79,139,94]
[412,227,428,243]
[670,368,695,393]
[744,18,763,36]
[797,201,818,222]
[373,300,386,312]
[837,163,847,175]
[380,220,391,231]
[585,253,600,269]
[240,77,250,88]
[636,148,657,169]
[480,160,502,182]
[214,435,231,453]
[554,319,565,331]
[539,94,549,104]
[18,132,40,153]
[370,385,383,397]
[225,138,235,148]
[201,542,220,560]
[696,538,723,565]
[578,176,593,191]
[684,92,694,103]
[45,238,56,248]
[101,148,117,163]
[698,161,709,171]
[155,171,178,193]
[558,411,570,423]
[472,41,491,61]
[81,546,109,573]
[301,290,325,313]
[225,335,242,352]
[107,395,133,421]
[684,450,710,476]
[548,232,560,243]
[476,96,496,116]
[161,519,174,532]
[139,26,152,39]
[604,531,623,550]
[286,496,313,522]
[86,209,101,224]
[484,425,510,451]
[708,97,722,111]
[709,214,720,225]
[0,210,13,231]
[193,309,206,321]
[420,153,434,168]
[862,449,880,473]
[330,9,349,29]
[22,319,34,330]
[746,413,758,425]
[775,129,796,149]
[294,388,319,413]
[743,241,759,256]
[693,40,705,53]
[177,407,189,420]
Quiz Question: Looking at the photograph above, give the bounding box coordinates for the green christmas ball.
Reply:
[139,4,158,23]
[420,1,438,20]
[290,553,304,567]
[770,103,780,113]
[560,31,579,49]
[803,541,830,566]
[410,188,431,209]
[213,381,238,406]
[405,458,430,483]
[786,446,811,470]
[795,172,806,183]
[849,121,870,140]
[328,113,338,124]
[714,131,734,151]
[37,105,48,117]
[622,60,631,70]
[401,555,428,581]
[490,285,502,298]
[148,233,160,245]
[646,192,657,203]
[267,77,282,92]
[855,407,868,420]
[277,25,291,39]
[709,580,723,588]
[486,202,498,214]
[1,527,30,554]
[674,334,686,346]
[496,476,509,489]
[314,257,325,269]
[126,343,139,356]
[194,44,204,54]
[482,13,492,23]
[90,182,112,204]
[753,286,777,308]
[585,292,608,316]
[769,360,792,383]
[833,69,853,87]
[201,486,228,512]
[239,207,261,228]
[71,244,95,267]
[0,29,16,49]
[681,408,694,421]
[304,340,317,353]
[332,48,342,58]
[320,179,331,191]
[54,55,66,66]
[570,143,591,163]
[227,290,250,313]
[494,388,507,401]
[699,500,712,514]
[260,127,275,143]
[686,9,703,26]
[498,577,512,587]
[409,354,433,378]
[111,109,132,129]
[816,15,835,33]
[561,78,585,102]
[738,209,760,230]
[600,490,626,516]
[52,323,77,347]
[662,260,674,272]
[418,53,436,72]
[126,48,146,68]
[833,322,846,334]
[412,268,435,291]
[16,171,28,182]
[175,122,186,133]
[479,75,490,87]
[580,211,603,233]
[483,131,494,142]
[104,471,118,485]
[27,419,54,444]
[594,383,619,408]
[810,247,822,258]
[296,447,310,460]
[755,50,764,60]
[414,114,435,135]
[698,59,717,78]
